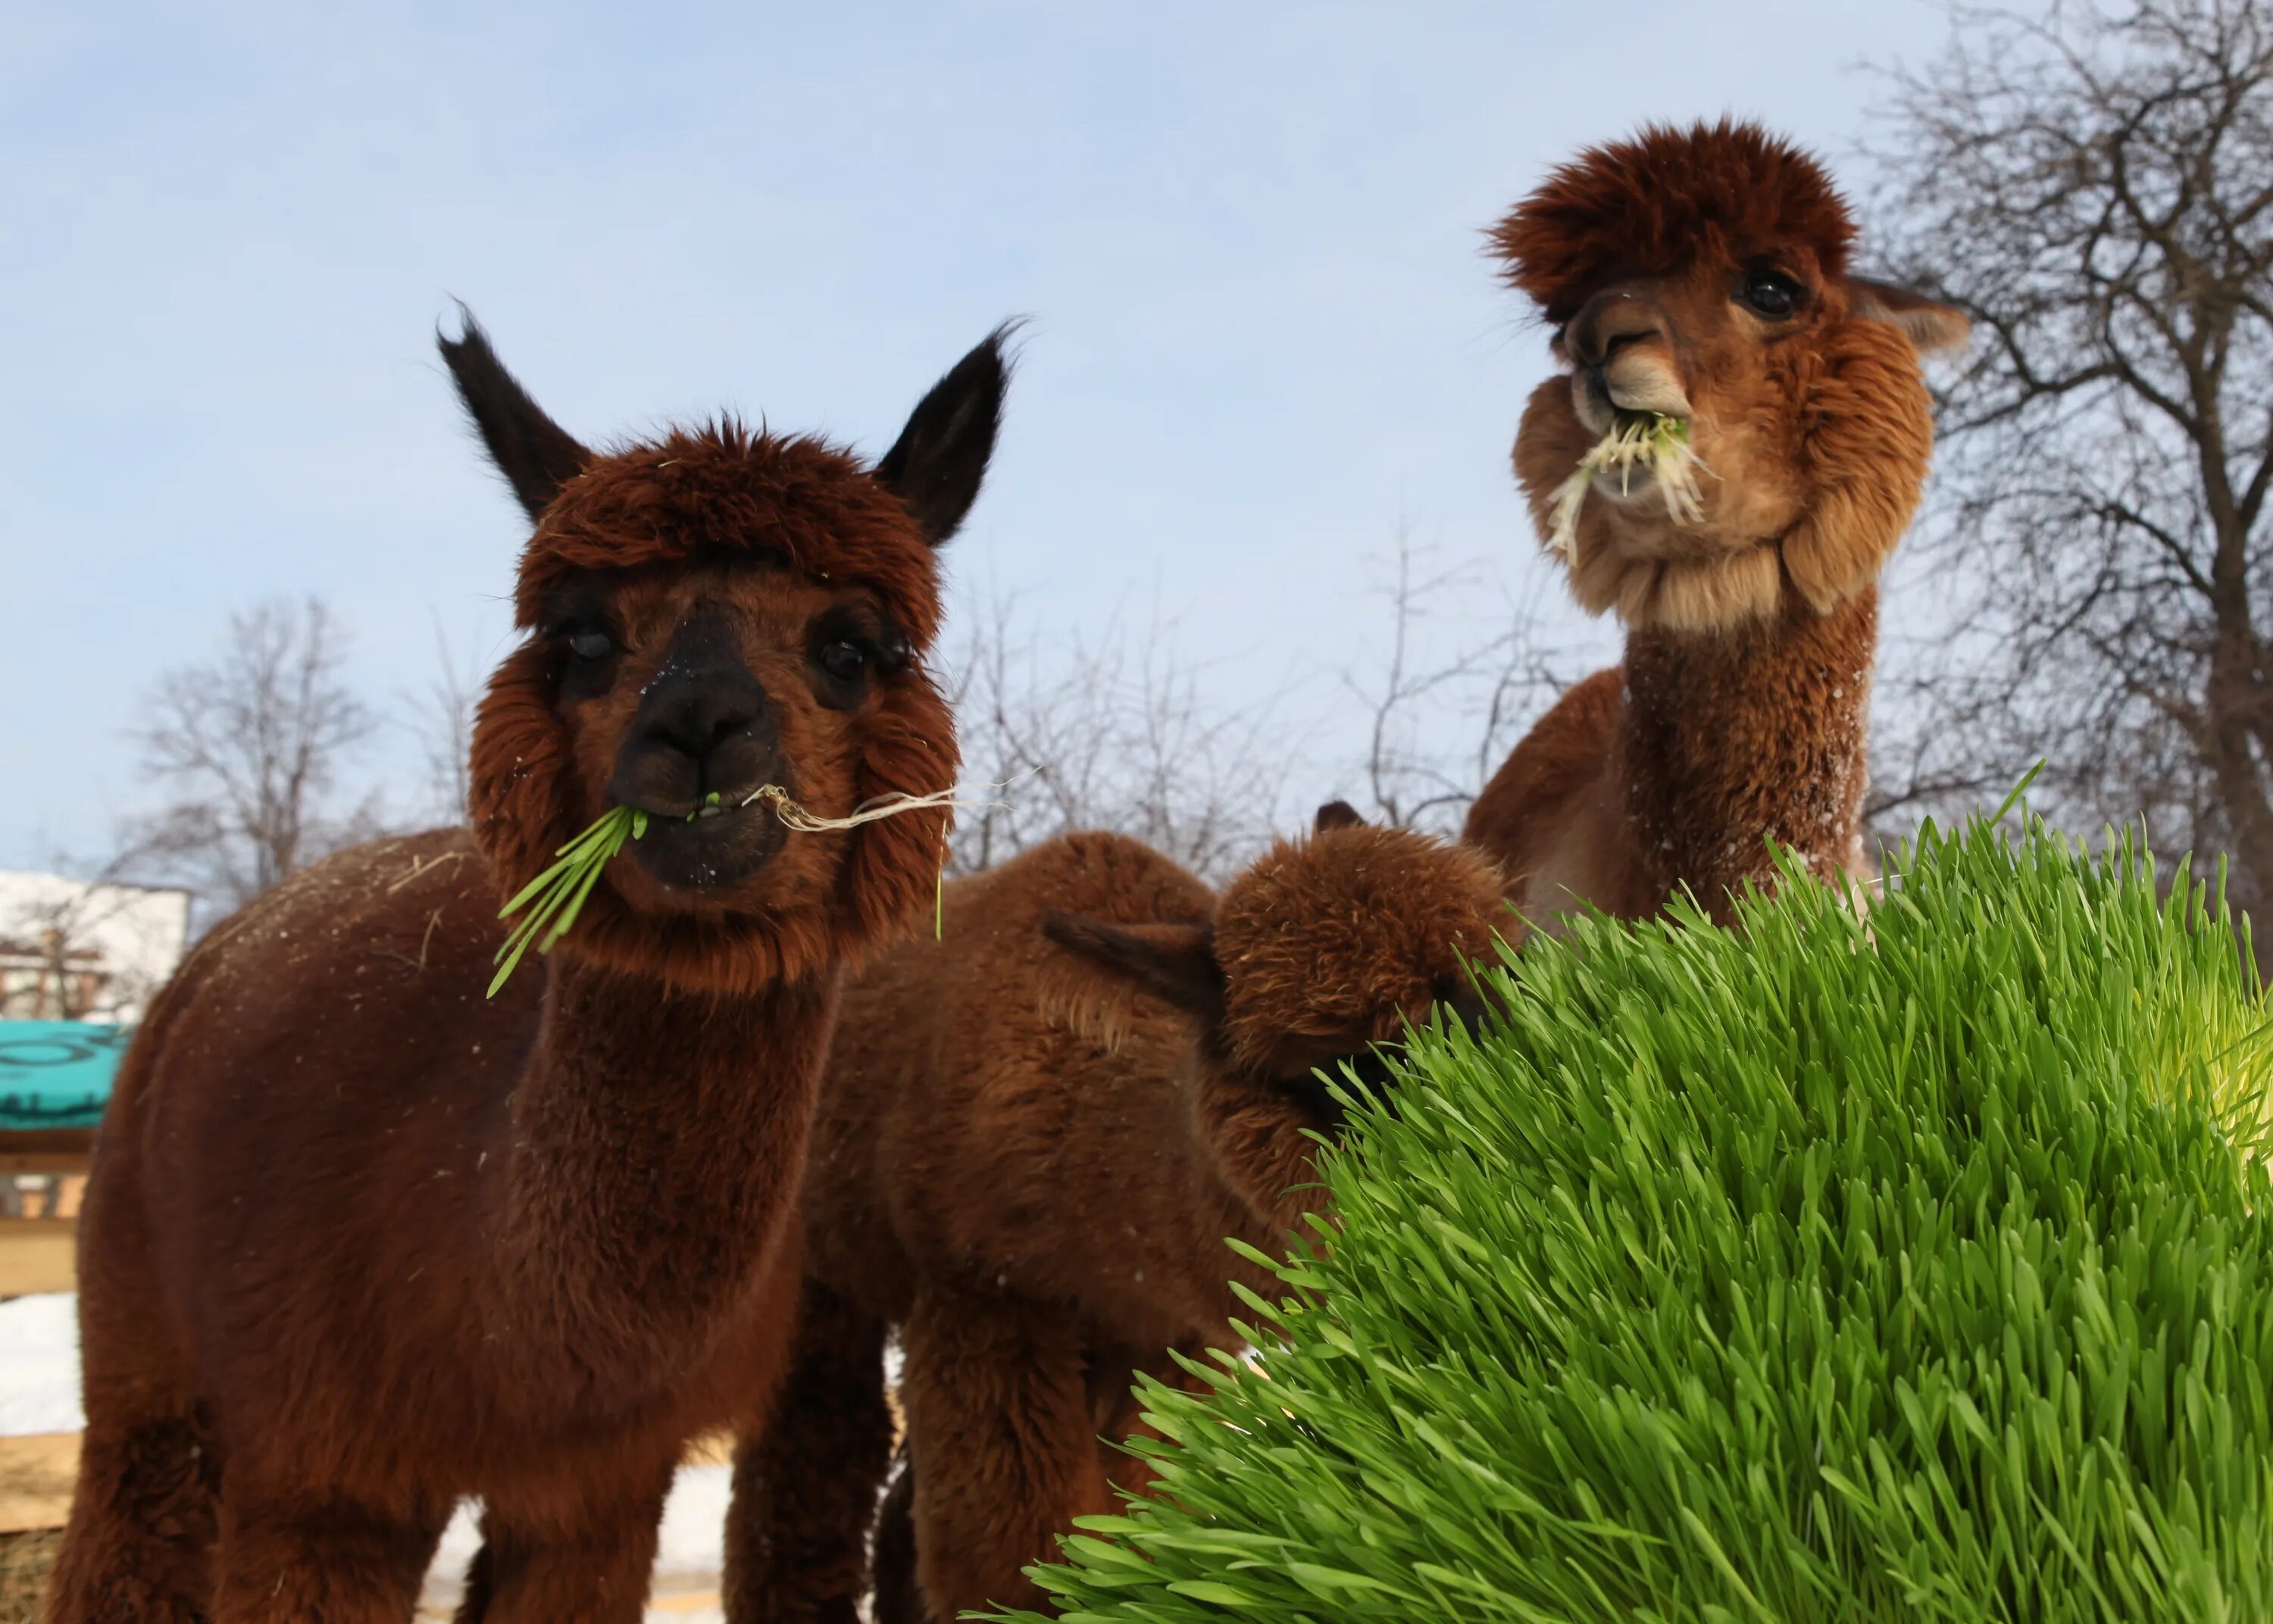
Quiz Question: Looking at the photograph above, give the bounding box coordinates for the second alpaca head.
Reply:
[1498,119,1968,632]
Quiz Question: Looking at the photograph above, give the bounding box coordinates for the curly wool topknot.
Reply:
[515,423,944,651]
[1212,825,1510,1073]
[1491,119,1856,324]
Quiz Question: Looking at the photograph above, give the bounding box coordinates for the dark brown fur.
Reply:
[723,821,1510,1622]
[1464,121,1966,925]
[45,315,1008,1624]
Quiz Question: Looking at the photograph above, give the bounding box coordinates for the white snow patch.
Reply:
[5,1292,730,1619]
[0,1292,84,1435]
[417,1463,732,1610]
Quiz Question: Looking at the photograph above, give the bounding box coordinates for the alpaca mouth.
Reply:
[1590,413,1683,501]
[627,796,789,890]
[1546,408,1707,558]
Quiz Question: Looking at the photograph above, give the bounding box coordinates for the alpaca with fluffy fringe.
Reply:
[722,805,1511,1622]
[1464,120,1969,927]
[45,313,1009,1624]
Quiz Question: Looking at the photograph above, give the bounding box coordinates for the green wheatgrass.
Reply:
[993,810,2273,1624]
[486,805,650,998]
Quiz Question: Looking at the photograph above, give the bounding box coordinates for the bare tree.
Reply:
[941,590,1300,882]
[1338,527,1577,832]
[127,597,383,912]
[1865,0,2273,923]
[936,535,1577,886]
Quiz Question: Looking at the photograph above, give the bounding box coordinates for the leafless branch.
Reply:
[124,596,383,914]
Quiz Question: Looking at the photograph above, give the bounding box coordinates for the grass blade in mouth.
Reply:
[485,784,990,996]
[486,806,645,998]
[1546,412,1706,560]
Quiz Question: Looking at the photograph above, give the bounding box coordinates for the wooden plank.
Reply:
[0,1434,77,1535]
[0,1132,94,1159]
[0,1220,74,1297]
[0,1155,88,1177]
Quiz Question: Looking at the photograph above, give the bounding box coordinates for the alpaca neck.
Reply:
[489,954,835,1388]
[1616,586,1877,921]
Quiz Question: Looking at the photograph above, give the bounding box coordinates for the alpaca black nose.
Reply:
[644,670,774,762]
[608,611,784,815]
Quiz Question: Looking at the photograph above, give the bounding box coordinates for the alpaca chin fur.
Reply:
[726,824,1512,1623]
[1512,321,1936,638]
[472,425,956,996]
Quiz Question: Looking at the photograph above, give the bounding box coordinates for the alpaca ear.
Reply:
[1849,278,1971,357]
[1314,800,1366,834]
[438,307,592,523]
[1041,911,1225,1021]
[875,322,1018,546]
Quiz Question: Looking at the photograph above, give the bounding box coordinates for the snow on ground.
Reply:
[419,1463,733,1614]
[4,1291,733,1620]
[0,1292,83,1435]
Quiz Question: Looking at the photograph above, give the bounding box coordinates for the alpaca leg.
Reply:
[722,1282,892,1624]
[42,1413,221,1624]
[208,1482,445,1624]
[1093,1335,1219,1503]
[899,1288,1109,1619]
[868,1454,927,1624]
[45,1191,221,1624]
[455,1464,672,1624]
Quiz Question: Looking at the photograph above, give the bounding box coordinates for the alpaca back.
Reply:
[91,830,546,1475]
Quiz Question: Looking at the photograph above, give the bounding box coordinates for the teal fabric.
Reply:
[0,1020,130,1132]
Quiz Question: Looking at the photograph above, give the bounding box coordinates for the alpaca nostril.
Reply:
[1570,291,1668,370]
[614,665,780,814]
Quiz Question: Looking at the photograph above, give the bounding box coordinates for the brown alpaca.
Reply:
[722,807,1510,1622]
[45,313,1009,1624]
[1462,120,1969,926]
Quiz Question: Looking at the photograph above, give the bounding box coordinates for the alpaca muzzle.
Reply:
[608,614,786,822]
[606,613,793,888]
[1568,290,1692,429]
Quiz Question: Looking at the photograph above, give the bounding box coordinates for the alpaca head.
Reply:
[447,312,1011,995]
[1494,119,1968,633]
[1043,807,1511,1218]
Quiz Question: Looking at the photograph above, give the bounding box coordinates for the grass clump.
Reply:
[1547,410,1704,557]
[998,813,2273,1622]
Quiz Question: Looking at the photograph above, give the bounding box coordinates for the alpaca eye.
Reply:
[567,629,614,662]
[818,641,866,682]
[1742,270,1802,319]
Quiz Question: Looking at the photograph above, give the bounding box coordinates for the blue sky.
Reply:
[0,1,1953,869]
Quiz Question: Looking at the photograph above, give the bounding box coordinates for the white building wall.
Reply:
[0,871,193,1025]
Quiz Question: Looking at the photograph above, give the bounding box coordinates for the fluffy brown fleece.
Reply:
[1464,120,1965,927]
[46,315,1008,1624]
[1492,118,1855,323]
[722,817,1511,1623]
[474,424,957,998]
